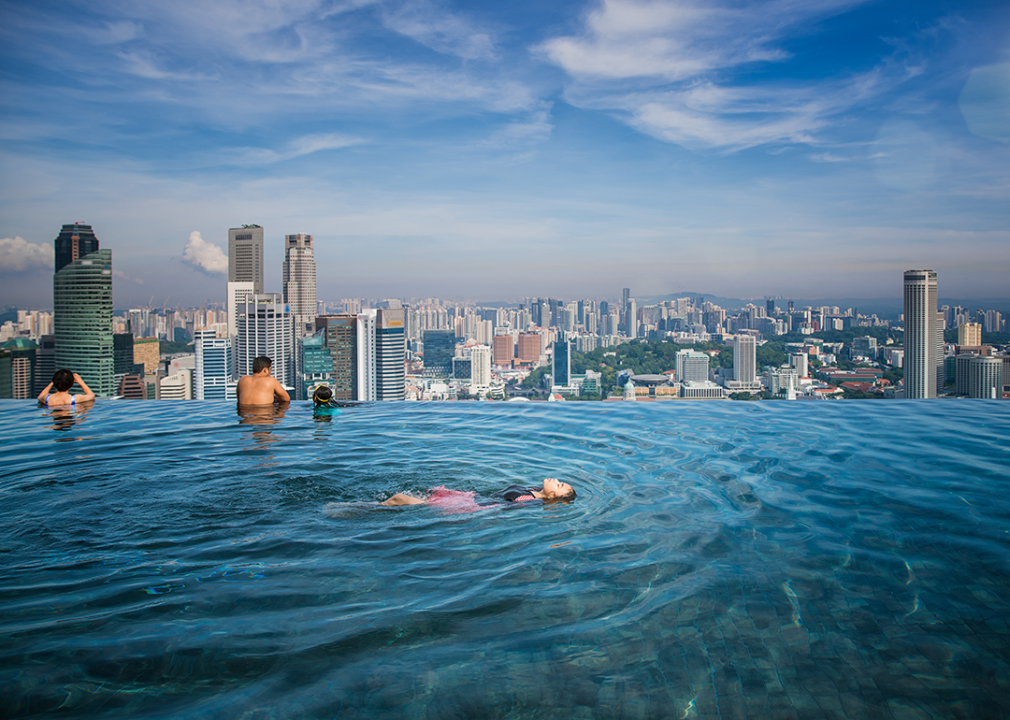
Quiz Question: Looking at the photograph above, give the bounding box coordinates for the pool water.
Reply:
[1,399,1008,719]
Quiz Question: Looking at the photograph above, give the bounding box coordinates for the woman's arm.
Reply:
[37,381,54,403]
[73,374,96,402]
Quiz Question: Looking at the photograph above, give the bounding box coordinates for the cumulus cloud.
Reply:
[0,236,53,272]
[182,231,228,274]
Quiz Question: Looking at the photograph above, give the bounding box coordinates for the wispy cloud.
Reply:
[537,0,935,151]
[225,133,366,165]
[0,236,53,273]
[181,231,228,274]
[382,0,496,60]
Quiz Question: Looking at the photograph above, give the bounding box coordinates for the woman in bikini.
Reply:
[37,369,95,408]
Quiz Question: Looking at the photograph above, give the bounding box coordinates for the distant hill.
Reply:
[640,294,1010,320]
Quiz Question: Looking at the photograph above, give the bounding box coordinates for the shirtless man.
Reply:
[236,356,291,406]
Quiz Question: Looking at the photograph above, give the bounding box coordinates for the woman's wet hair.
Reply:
[313,385,333,404]
[52,369,74,392]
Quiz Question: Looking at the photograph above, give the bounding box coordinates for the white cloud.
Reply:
[181,231,228,274]
[0,236,53,272]
[536,0,929,151]
[382,0,496,60]
[113,269,144,284]
[227,133,365,165]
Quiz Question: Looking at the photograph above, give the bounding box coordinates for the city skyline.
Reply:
[1,0,1009,307]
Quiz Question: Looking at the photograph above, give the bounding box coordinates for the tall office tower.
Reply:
[316,315,359,400]
[903,269,939,399]
[968,356,1002,399]
[194,329,235,400]
[228,225,264,294]
[492,334,514,367]
[375,308,406,401]
[733,335,757,383]
[227,281,256,339]
[282,233,317,336]
[0,339,37,398]
[54,223,100,274]
[790,353,809,378]
[553,336,571,387]
[54,248,114,397]
[298,331,334,400]
[33,335,55,396]
[766,298,775,315]
[470,344,492,387]
[676,349,710,384]
[626,299,638,338]
[423,329,455,376]
[958,322,982,347]
[236,294,295,390]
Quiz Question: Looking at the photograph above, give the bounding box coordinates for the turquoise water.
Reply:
[1,399,1009,719]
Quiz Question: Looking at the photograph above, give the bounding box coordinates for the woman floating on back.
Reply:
[37,369,95,408]
[380,477,576,510]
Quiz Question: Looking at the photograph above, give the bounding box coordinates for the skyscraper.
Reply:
[282,233,317,337]
[375,308,405,401]
[236,294,295,390]
[54,223,100,274]
[733,335,756,383]
[968,356,1001,399]
[54,248,114,397]
[228,226,264,294]
[316,314,359,400]
[194,329,235,400]
[423,329,455,376]
[958,322,982,346]
[470,344,492,388]
[553,336,571,387]
[903,269,938,399]
[227,281,256,340]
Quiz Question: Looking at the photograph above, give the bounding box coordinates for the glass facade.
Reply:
[54,223,100,274]
[299,331,334,400]
[54,249,114,397]
[422,329,454,376]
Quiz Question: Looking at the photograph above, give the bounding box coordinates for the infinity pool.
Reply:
[1,399,1008,719]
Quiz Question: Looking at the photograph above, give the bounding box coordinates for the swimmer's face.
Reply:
[541,477,573,500]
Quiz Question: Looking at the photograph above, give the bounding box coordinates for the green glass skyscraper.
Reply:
[54,248,114,397]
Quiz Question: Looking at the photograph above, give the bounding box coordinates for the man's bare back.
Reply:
[237,357,290,406]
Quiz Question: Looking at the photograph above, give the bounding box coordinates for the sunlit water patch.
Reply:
[1,399,1008,719]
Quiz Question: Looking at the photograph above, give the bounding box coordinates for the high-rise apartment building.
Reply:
[194,329,235,400]
[958,322,982,346]
[517,333,541,365]
[54,248,114,397]
[236,294,295,390]
[676,349,709,384]
[903,269,939,399]
[733,335,757,384]
[492,334,513,367]
[282,233,317,337]
[54,223,100,274]
[0,339,37,399]
[470,344,492,388]
[228,226,264,294]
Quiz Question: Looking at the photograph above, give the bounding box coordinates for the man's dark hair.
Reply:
[52,369,74,392]
[252,356,272,374]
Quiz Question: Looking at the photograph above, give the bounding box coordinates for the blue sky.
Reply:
[1,0,1008,308]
